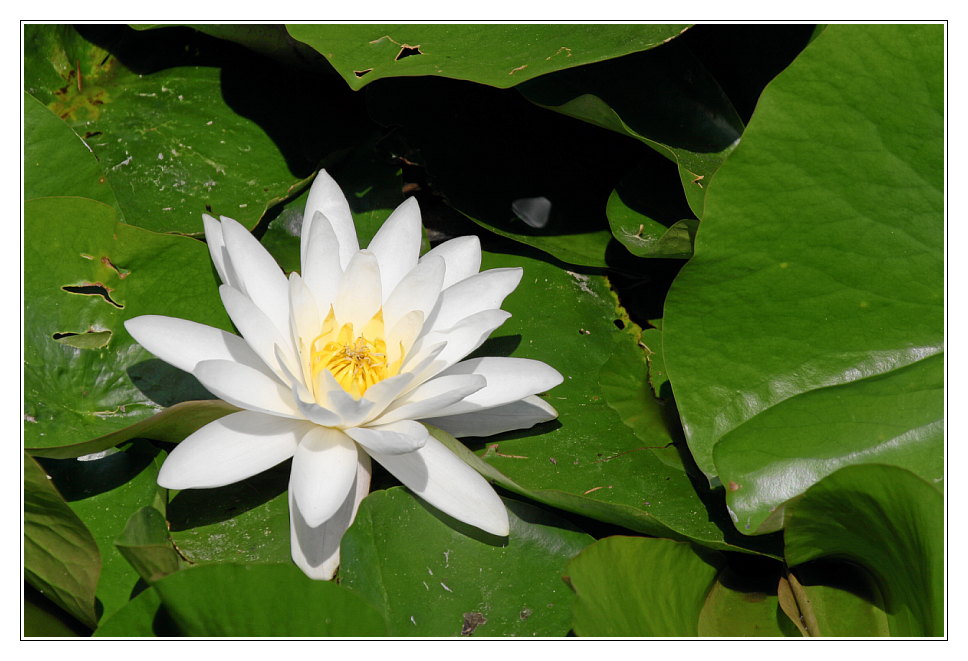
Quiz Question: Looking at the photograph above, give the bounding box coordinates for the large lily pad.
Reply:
[24,196,232,454]
[23,24,361,233]
[340,489,591,636]
[153,564,387,636]
[661,25,943,491]
[287,24,690,90]
[784,465,943,637]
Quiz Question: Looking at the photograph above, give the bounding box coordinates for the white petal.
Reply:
[287,273,320,388]
[290,427,359,527]
[366,435,509,536]
[315,370,414,428]
[294,395,343,427]
[202,214,231,286]
[374,374,487,426]
[290,447,371,580]
[220,285,298,380]
[158,411,307,489]
[427,268,522,331]
[333,250,382,330]
[429,357,563,417]
[383,255,445,330]
[218,215,291,340]
[124,315,275,380]
[194,359,301,419]
[405,309,511,382]
[367,197,423,296]
[345,419,429,455]
[421,235,481,288]
[303,170,359,270]
[386,310,425,367]
[301,212,343,309]
[424,395,558,438]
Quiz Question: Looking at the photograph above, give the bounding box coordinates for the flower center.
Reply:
[308,307,401,399]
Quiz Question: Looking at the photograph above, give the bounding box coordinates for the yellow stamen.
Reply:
[309,307,403,399]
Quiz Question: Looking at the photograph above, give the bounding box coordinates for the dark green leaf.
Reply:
[784,465,943,637]
[93,588,164,637]
[152,563,387,636]
[287,24,690,90]
[568,536,720,636]
[341,488,592,636]
[24,453,100,629]
[662,25,943,488]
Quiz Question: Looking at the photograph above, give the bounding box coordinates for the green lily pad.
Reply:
[24,91,120,209]
[24,453,101,630]
[567,536,721,636]
[519,39,744,217]
[366,76,645,268]
[24,196,232,454]
[41,441,166,623]
[151,563,387,636]
[784,465,942,637]
[23,24,361,233]
[662,25,943,486]
[716,353,943,533]
[166,461,292,566]
[287,24,690,90]
[340,488,591,636]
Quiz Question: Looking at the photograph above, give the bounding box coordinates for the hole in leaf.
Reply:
[395,45,422,61]
[354,68,373,78]
[52,329,113,350]
[61,284,123,308]
[613,319,626,330]
[101,256,131,279]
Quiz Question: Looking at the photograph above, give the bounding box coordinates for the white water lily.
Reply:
[125,171,562,579]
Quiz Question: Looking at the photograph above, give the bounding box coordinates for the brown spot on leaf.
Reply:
[461,612,486,636]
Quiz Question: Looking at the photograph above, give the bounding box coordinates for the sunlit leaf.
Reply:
[662,25,943,497]
[341,489,591,636]
[288,24,690,90]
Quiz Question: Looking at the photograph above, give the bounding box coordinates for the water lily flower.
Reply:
[125,171,562,579]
